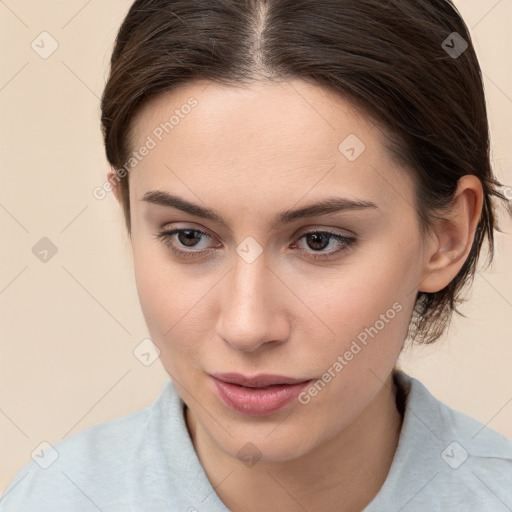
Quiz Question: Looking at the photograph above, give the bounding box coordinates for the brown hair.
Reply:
[100,0,510,345]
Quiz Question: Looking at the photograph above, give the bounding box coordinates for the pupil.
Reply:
[308,233,329,251]
[179,230,200,247]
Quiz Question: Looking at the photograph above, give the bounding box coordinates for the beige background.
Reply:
[1,0,511,494]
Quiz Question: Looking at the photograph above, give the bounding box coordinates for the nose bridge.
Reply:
[217,251,284,352]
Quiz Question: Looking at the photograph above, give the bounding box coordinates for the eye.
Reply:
[292,230,357,260]
[155,228,218,259]
[154,228,357,261]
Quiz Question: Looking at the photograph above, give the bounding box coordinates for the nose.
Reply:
[216,255,289,353]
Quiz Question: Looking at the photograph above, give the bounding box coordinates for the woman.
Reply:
[2,0,511,510]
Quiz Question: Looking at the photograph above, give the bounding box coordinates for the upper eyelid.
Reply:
[159,221,356,238]
[160,227,355,246]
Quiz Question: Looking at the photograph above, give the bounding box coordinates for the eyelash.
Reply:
[154,227,357,261]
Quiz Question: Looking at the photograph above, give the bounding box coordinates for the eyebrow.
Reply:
[141,190,379,230]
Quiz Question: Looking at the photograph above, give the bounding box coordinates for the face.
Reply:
[126,79,427,462]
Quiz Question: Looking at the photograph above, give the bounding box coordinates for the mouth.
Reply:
[209,372,313,416]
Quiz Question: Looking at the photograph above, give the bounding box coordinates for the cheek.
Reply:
[131,242,216,362]
[295,267,413,425]
[305,242,418,368]
[132,240,181,345]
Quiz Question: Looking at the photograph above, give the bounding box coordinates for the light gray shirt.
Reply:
[1,371,511,511]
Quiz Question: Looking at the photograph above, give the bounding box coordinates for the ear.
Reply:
[107,170,123,204]
[419,175,484,293]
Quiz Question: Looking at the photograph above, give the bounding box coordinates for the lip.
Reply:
[210,373,313,416]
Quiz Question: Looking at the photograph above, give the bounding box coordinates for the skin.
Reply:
[108,79,483,512]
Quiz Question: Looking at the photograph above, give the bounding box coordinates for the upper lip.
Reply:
[210,372,311,388]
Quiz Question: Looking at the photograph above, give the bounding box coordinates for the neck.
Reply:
[186,372,403,512]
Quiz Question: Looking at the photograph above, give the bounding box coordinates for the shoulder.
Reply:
[399,370,512,460]
[366,371,512,511]
[0,395,164,511]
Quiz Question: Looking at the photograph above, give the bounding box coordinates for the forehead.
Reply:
[128,79,415,212]
[131,79,373,157]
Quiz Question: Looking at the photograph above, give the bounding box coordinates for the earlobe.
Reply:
[418,176,484,294]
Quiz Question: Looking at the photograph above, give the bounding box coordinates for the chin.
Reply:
[204,415,326,464]
[227,436,315,465]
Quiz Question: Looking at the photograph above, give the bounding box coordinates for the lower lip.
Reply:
[211,377,312,416]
